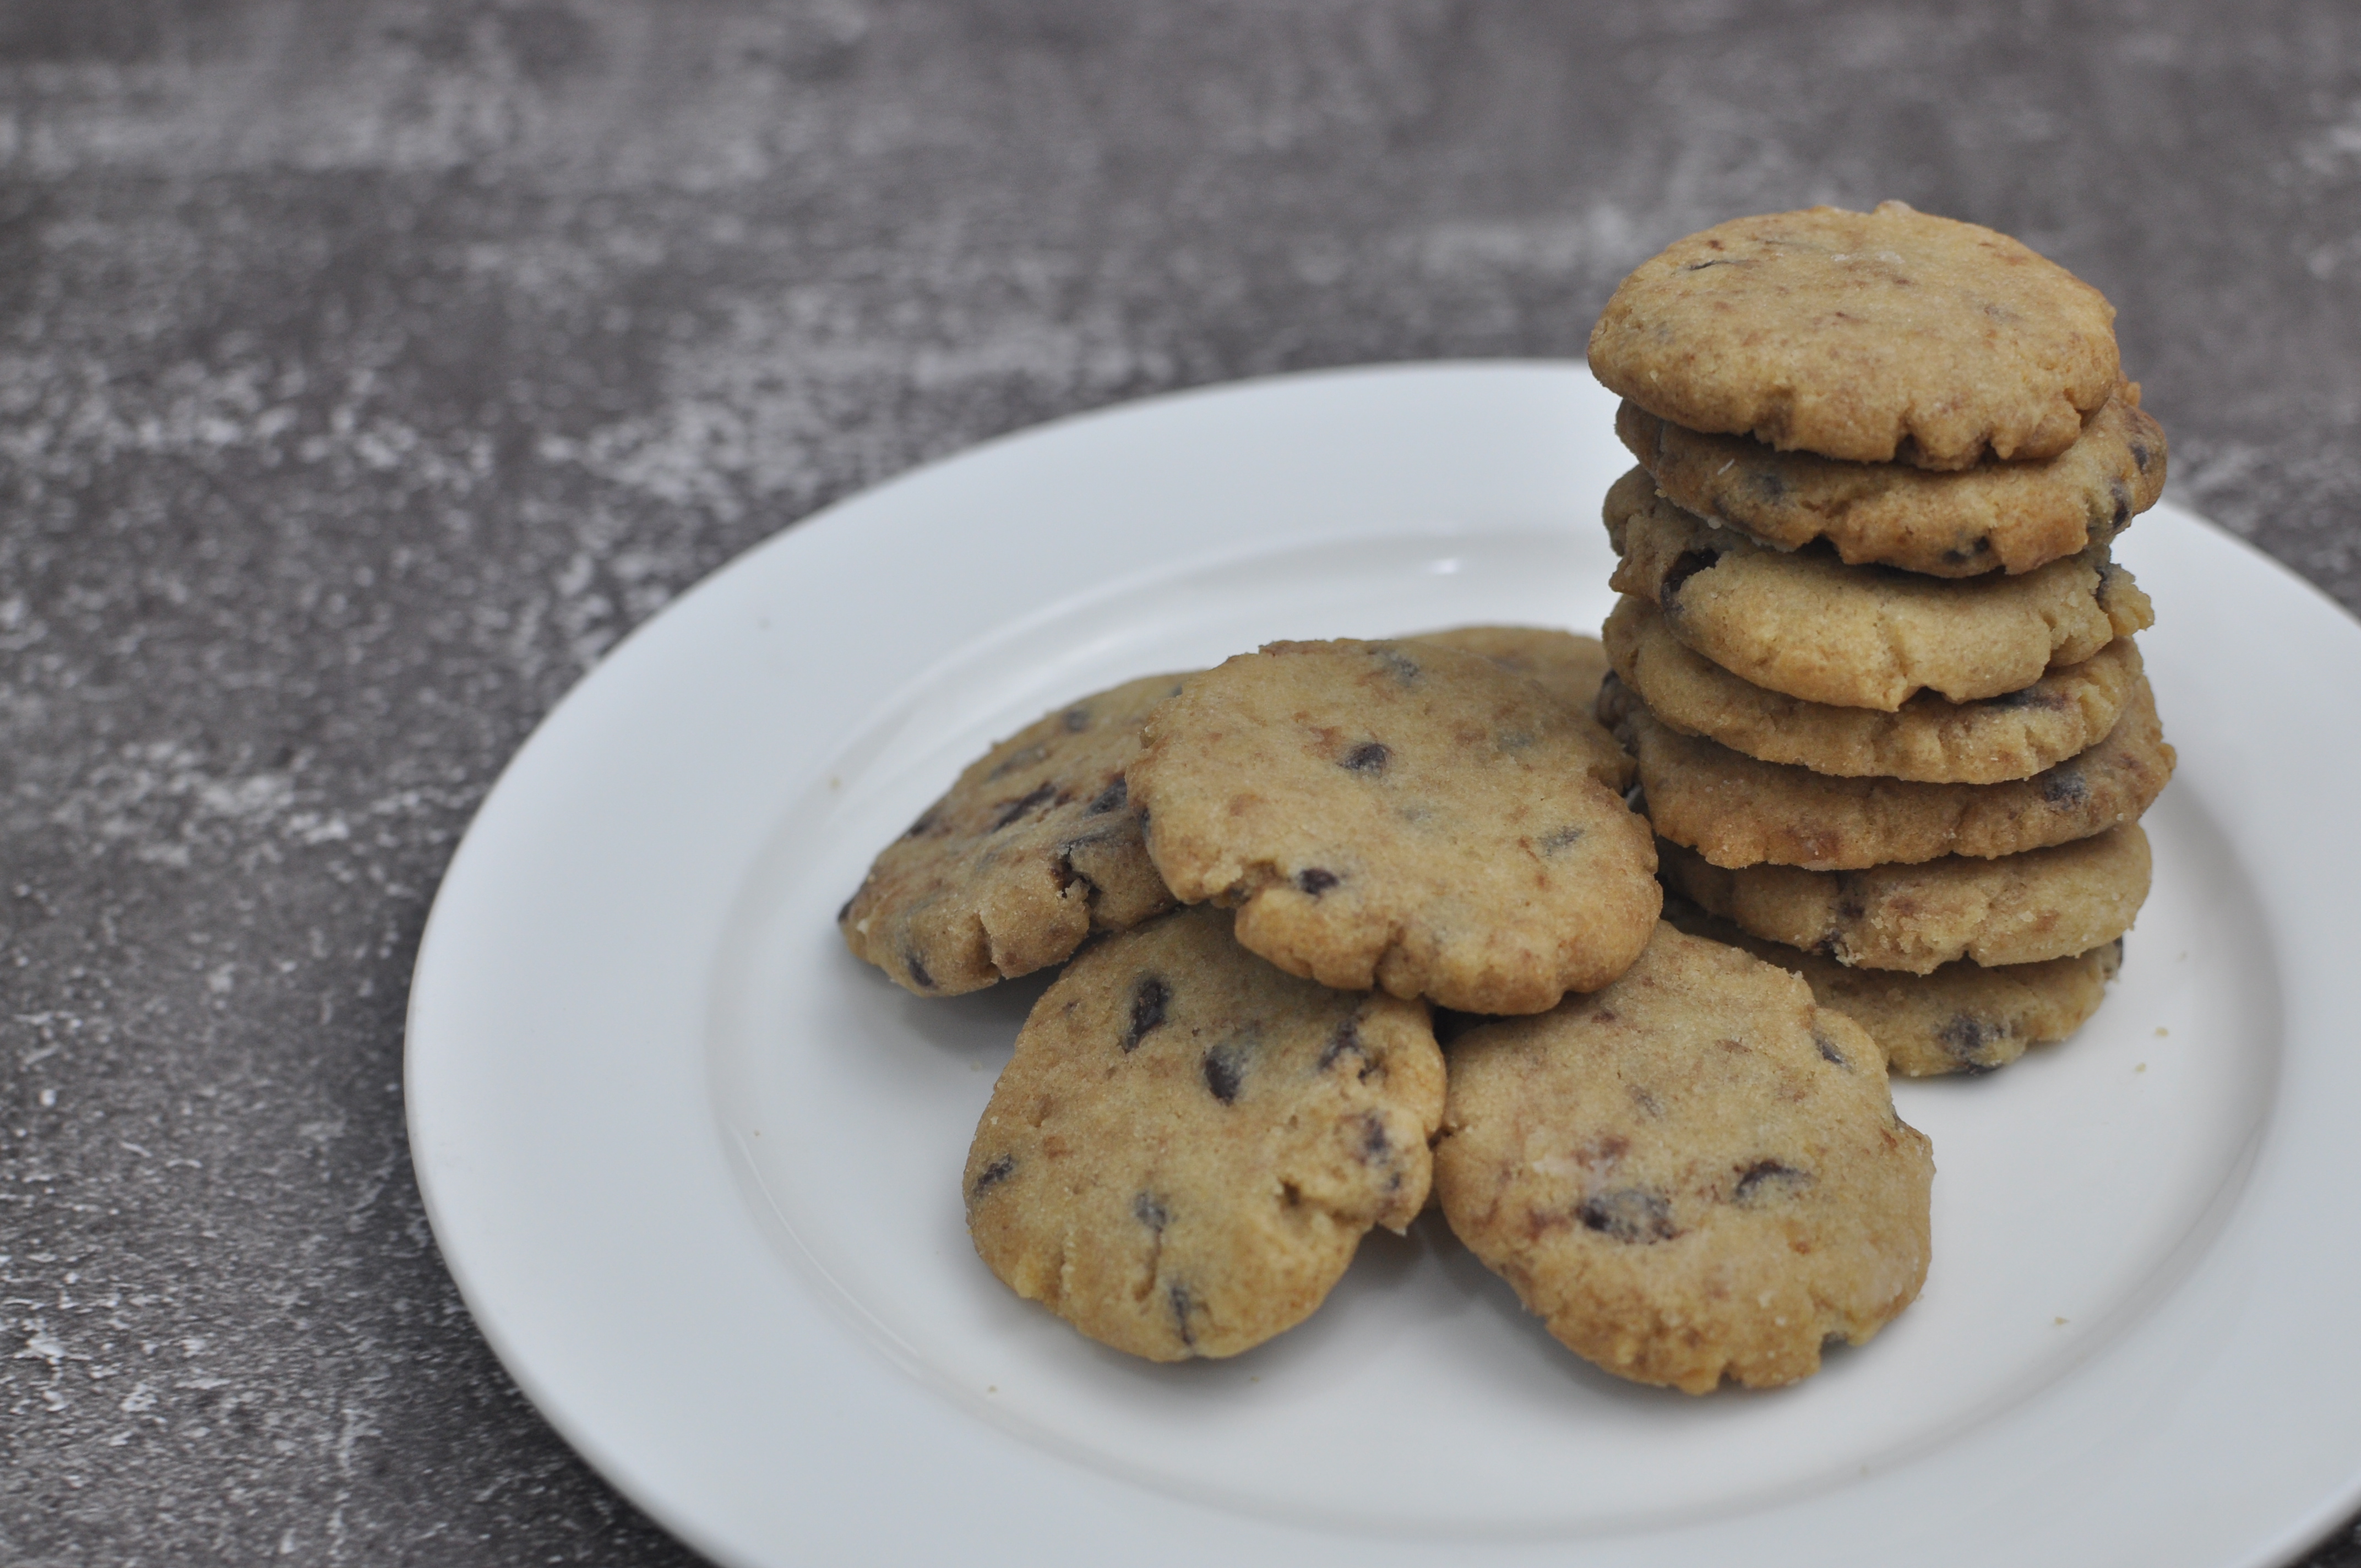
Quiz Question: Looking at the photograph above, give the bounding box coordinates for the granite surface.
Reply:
[3,2,2358,1563]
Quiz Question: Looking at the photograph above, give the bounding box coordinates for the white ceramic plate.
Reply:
[407,363,2361,1568]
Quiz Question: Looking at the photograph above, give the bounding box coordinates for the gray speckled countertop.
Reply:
[4,3,2358,1563]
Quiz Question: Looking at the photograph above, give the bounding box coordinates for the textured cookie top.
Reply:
[1661,895,2124,1078]
[1434,924,1933,1393]
[1607,468,2152,710]
[1617,389,2167,576]
[1604,595,2142,783]
[1408,624,1617,727]
[1590,202,2120,469]
[963,905,1445,1362]
[1660,824,2152,973]
[1602,672,2174,870]
[840,672,1188,995]
[1130,639,1659,1014]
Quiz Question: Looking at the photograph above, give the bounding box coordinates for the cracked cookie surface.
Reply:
[840,671,1188,995]
[1434,924,1933,1393]
[1588,201,2119,469]
[963,905,1445,1361]
[1602,672,2173,870]
[1604,595,2141,783]
[1606,467,2153,709]
[1661,896,2123,1077]
[1129,638,1658,1014]
[1615,389,2166,577]
[1658,824,2151,974]
[1408,624,1618,734]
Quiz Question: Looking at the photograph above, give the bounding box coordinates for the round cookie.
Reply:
[1130,639,1660,1014]
[1601,672,2174,870]
[1588,202,2120,469]
[1603,595,2142,783]
[1658,824,2151,974]
[840,672,1188,995]
[1605,468,2153,709]
[964,905,1446,1361]
[1406,624,1632,793]
[1434,924,1933,1393]
[1615,389,2167,577]
[1661,895,2123,1077]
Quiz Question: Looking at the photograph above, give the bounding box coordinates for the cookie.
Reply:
[1605,468,2153,709]
[1407,624,1634,797]
[1130,639,1660,1014]
[1604,595,2142,783]
[1658,824,2151,973]
[1588,202,2120,469]
[840,672,1188,995]
[1616,389,2167,577]
[1661,895,2123,1077]
[1433,924,1932,1393]
[964,905,1446,1361]
[1601,672,2173,870]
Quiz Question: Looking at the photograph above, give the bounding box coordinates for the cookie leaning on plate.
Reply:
[1435,924,1933,1392]
[1589,201,2120,469]
[840,672,1189,995]
[1129,638,1659,1014]
[1605,468,2153,709]
[964,905,1445,1361]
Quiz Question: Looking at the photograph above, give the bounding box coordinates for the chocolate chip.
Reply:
[1122,976,1170,1052]
[1938,1013,2003,1072]
[904,810,937,839]
[987,743,1048,779]
[1754,470,1787,500]
[836,894,857,924]
[1342,741,1390,774]
[1296,867,1340,896]
[991,781,1059,829]
[1537,825,1586,853]
[1658,549,1717,600]
[1814,1030,1852,1069]
[2131,441,2152,472]
[2110,478,2132,526]
[1941,537,1994,565]
[1203,1043,1247,1104]
[1577,1188,1676,1244]
[1132,1191,1169,1232]
[1357,1113,1391,1164]
[1732,1159,1811,1205]
[1318,1019,1364,1072]
[2040,766,2088,806]
[1168,1281,1197,1349]
[1086,776,1129,815]
[1062,706,1092,732]
[1374,648,1421,683]
[905,950,935,990]
[972,1153,1016,1197]
[1682,258,1736,270]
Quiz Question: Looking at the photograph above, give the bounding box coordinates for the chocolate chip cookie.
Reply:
[1601,672,2173,870]
[1589,202,2120,469]
[964,905,1446,1360]
[841,672,1188,995]
[1130,639,1660,1014]
[1661,896,2124,1077]
[1658,824,2151,973]
[1615,389,2167,577]
[1434,924,1933,1392]
[1606,468,2153,709]
[1604,595,2142,783]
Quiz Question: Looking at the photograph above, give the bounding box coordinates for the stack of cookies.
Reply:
[1586,202,2174,1076]
[840,626,1937,1392]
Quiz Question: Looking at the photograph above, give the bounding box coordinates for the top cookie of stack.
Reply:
[1587,202,2174,1077]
